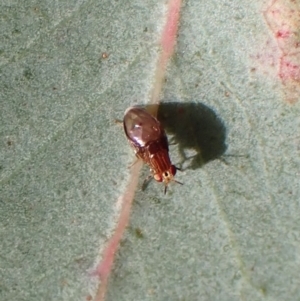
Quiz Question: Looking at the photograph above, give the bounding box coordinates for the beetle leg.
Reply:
[128,158,141,168]
[141,175,153,191]
[168,137,177,145]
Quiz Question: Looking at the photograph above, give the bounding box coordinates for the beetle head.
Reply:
[153,165,182,193]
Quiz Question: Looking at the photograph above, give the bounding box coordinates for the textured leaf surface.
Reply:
[1,1,300,301]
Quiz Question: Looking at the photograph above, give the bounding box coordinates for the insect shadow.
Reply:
[147,102,227,170]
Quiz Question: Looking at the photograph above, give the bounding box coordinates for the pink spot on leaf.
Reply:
[254,0,300,103]
[276,29,291,39]
[279,54,300,82]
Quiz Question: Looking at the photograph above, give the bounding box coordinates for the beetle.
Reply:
[123,106,181,193]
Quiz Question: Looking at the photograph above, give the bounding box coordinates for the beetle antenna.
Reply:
[164,180,183,194]
[174,180,183,185]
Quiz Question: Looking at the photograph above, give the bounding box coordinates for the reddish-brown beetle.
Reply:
[123,106,181,193]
